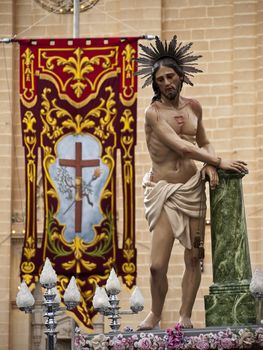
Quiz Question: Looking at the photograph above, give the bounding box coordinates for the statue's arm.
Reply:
[191,99,248,176]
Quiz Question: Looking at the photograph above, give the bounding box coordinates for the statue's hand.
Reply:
[202,165,219,190]
[219,159,248,174]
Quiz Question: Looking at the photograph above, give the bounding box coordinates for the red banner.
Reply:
[19,37,138,329]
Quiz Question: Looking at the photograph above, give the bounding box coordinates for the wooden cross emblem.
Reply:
[59,142,100,233]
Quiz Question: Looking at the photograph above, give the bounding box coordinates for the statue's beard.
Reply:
[163,82,181,100]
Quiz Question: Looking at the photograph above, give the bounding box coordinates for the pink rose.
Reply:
[138,337,152,349]
[220,337,235,349]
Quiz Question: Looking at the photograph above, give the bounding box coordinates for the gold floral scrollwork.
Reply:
[81,260,97,271]
[62,259,96,274]
[41,86,116,140]
[24,135,37,160]
[120,109,134,133]
[70,236,85,260]
[124,160,133,185]
[123,238,134,261]
[78,302,93,328]
[122,238,135,287]
[121,44,136,99]
[57,276,69,292]
[61,236,97,274]
[40,88,71,140]
[23,236,36,260]
[121,135,133,160]
[103,257,114,270]
[22,111,36,134]
[90,86,117,143]
[62,114,95,135]
[27,159,36,183]
[120,111,134,179]
[21,261,35,274]
[82,289,93,301]
[21,48,35,101]
[21,274,34,285]
[122,263,135,287]
[42,47,116,97]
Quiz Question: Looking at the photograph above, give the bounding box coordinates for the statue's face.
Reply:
[155,66,182,100]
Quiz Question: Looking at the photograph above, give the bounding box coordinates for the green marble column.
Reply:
[204,170,256,326]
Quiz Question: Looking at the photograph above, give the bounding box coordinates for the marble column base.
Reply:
[205,284,256,326]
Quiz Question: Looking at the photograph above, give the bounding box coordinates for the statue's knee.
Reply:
[150,263,165,277]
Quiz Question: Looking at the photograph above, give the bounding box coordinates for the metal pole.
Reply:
[47,334,55,350]
[73,0,80,38]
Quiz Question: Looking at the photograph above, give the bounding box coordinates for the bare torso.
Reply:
[145,97,200,184]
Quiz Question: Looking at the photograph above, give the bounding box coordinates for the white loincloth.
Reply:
[142,171,206,249]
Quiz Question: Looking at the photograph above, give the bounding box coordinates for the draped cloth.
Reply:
[142,171,206,249]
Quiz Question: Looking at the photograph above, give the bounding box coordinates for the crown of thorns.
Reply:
[135,35,202,88]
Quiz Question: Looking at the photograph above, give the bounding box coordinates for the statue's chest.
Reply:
[166,109,198,139]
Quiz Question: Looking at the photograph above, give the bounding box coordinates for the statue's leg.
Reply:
[138,209,174,330]
[178,216,205,328]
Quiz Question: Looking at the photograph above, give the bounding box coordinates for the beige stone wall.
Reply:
[0,1,14,349]
[0,0,262,349]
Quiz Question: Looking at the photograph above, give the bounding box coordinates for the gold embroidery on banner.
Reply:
[21,273,34,284]
[82,289,93,301]
[23,236,36,260]
[27,159,36,183]
[20,95,38,109]
[40,70,119,109]
[77,302,93,328]
[45,207,114,273]
[22,108,37,259]
[61,236,97,273]
[123,266,135,286]
[122,44,135,97]
[120,109,135,243]
[39,47,118,98]
[40,86,117,140]
[58,275,94,329]
[26,160,37,248]
[119,44,137,106]
[41,88,71,140]
[92,87,116,143]
[63,114,95,134]
[21,48,35,101]
[24,136,37,160]
[123,238,135,261]
[103,256,114,269]
[23,111,37,133]
[119,92,137,107]
[87,274,109,285]
[57,275,69,295]
[122,238,135,287]
[21,261,35,274]
[23,110,37,161]
[120,109,134,133]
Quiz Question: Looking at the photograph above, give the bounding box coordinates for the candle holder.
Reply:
[16,258,80,350]
[93,268,144,333]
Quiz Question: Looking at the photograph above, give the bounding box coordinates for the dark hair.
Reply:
[151,57,184,103]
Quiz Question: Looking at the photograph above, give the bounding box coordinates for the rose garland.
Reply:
[74,324,263,350]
